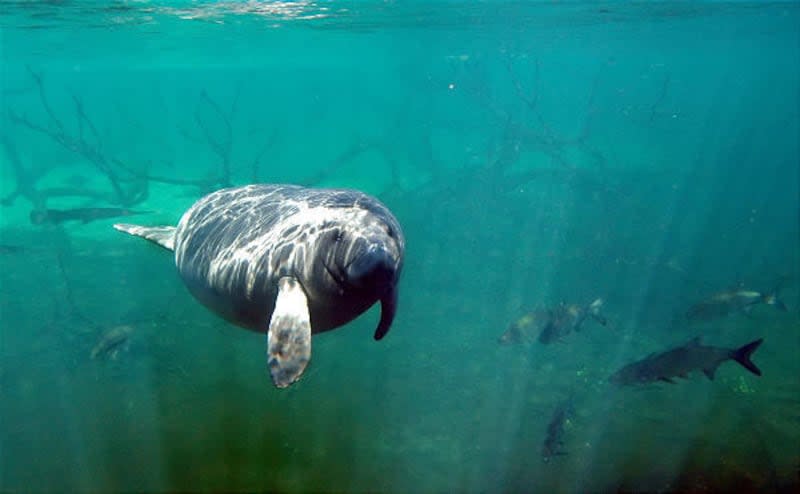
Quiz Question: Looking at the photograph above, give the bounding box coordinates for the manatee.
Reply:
[114,184,405,388]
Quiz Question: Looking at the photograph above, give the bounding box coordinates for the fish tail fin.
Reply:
[114,223,176,251]
[762,292,787,312]
[588,298,607,325]
[730,338,764,376]
[763,276,791,311]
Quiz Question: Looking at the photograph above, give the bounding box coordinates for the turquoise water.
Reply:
[1,1,799,492]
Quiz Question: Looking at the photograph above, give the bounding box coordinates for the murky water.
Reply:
[1,2,798,492]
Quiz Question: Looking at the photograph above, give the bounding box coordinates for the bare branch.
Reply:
[193,89,235,185]
[229,81,243,120]
[70,91,101,148]
[300,140,376,187]
[26,66,64,133]
[7,71,157,205]
[505,56,540,113]
[110,157,221,191]
[0,132,135,208]
[576,70,602,144]
[250,128,279,183]
[649,73,671,123]
[0,133,44,207]
[178,124,205,145]
[36,186,115,202]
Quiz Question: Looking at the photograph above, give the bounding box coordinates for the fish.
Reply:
[498,309,551,344]
[686,285,787,322]
[538,298,607,344]
[29,208,151,226]
[542,396,574,462]
[0,244,27,255]
[609,337,763,386]
[90,325,134,360]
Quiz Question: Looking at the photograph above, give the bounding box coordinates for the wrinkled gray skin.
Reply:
[174,184,405,340]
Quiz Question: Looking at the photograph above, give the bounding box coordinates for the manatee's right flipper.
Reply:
[113,223,176,251]
[267,277,312,388]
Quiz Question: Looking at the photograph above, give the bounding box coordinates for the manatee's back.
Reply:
[172,184,399,332]
[174,184,301,331]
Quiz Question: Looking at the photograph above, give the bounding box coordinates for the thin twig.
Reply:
[649,73,671,123]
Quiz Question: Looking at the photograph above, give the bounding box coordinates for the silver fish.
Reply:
[686,286,787,322]
[610,337,763,386]
[538,298,607,344]
[498,309,551,345]
[542,396,574,462]
[91,325,134,360]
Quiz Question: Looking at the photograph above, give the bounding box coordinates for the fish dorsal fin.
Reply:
[703,364,720,380]
[727,280,745,292]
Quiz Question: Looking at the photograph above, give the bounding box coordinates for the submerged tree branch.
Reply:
[6,70,151,207]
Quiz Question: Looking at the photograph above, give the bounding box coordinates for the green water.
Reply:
[1,1,799,492]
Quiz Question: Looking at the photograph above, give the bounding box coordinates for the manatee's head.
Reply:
[319,210,405,340]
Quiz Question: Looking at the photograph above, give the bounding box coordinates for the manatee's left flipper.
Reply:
[267,277,312,388]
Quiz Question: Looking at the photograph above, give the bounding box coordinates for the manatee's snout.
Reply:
[345,242,400,342]
[346,244,397,293]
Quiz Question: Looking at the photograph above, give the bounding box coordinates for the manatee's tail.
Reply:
[114,223,177,251]
[730,338,764,376]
